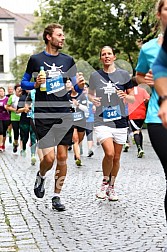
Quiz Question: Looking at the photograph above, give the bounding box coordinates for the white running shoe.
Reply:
[96,182,108,199]
[107,186,118,201]
[137,149,144,158]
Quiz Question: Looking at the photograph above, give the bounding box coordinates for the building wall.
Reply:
[0,21,15,85]
[15,40,37,56]
[0,19,38,88]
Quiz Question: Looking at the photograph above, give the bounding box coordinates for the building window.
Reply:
[0,55,4,72]
[0,29,2,41]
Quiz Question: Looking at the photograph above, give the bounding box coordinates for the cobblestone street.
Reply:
[0,129,166,252]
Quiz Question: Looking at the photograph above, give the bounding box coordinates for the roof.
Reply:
[0,7,37,39]
[0,7,15,19]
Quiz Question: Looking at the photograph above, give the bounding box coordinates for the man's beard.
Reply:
[51,42,63,50]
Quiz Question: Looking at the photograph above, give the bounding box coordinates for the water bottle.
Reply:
[39,66,46,91]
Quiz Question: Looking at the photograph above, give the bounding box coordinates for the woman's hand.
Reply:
[116,89,127,99]
[144,70,154,86]
[92,97,102,107]
[158,100,167,128]
[72,99,79,107]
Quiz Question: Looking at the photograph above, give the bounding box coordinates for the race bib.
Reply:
[46,75,65,94]
[27,111,32,118]
[103,105,121,122]
[73,111,84,121]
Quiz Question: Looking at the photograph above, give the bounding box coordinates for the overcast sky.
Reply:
[0,0,40,14]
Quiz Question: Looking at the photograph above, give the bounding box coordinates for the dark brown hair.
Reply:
[43,23,63,44]
[0,87,5,92]
[14,84,21,91]
[156,0,166,13]
[100,46,115,58]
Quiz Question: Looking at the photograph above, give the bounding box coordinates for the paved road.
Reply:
[0,129,166,252]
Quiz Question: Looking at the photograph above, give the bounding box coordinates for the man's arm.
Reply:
[71,72,85,94]
[21,72,36,90]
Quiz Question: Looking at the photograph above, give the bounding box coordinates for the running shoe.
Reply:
[52,196,66,211]
[96,182,108,199]
[68,145,72,151]
[31,154,36,165]
[34,171,46,198]
[107,186,118,201]
[13,143,18,153]
[123,143,129,152]
[0,146,4,152]
[20,150,26,157]
[9,136,12,144]
[87,150,94,157]
[137,149,144,158]
[75,159,82,166]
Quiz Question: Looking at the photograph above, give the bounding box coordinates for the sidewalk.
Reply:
[0,129,166,252]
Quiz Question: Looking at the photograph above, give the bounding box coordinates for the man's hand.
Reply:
[34,73,46,88]
[76,72,85,89]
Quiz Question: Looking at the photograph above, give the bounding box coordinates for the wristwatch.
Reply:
[158,95,167,106]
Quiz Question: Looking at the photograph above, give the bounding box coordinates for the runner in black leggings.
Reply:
[135,0,167,222]
[152,27,167,222]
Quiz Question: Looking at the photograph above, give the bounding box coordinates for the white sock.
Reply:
[39,172,46,179]
[53,193,60,198]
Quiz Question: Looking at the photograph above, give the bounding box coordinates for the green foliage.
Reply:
[26,0,159,73]
[10,54,31,83]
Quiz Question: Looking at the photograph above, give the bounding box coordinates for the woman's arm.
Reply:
[88,88,101,107]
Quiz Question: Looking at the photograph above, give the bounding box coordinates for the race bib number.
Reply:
[46,75,65,94]
[73,111,84,121]
[103,105,121,122]
[27,111,32,118]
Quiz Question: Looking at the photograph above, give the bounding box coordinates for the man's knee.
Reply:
[57,160,67,166]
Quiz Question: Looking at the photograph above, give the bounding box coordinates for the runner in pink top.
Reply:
[0,87,10,151]
[128,82,150,158]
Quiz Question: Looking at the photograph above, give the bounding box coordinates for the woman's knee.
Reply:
[104,152,114,161]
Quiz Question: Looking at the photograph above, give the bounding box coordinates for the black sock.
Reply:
[139,132,143,149]
[134,133,141,149]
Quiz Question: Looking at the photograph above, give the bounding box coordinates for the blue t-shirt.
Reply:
[135,38,161,123]
[152,28,167,80]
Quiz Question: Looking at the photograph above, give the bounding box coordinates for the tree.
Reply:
[32,0,158,72]
[10,54,31,83]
